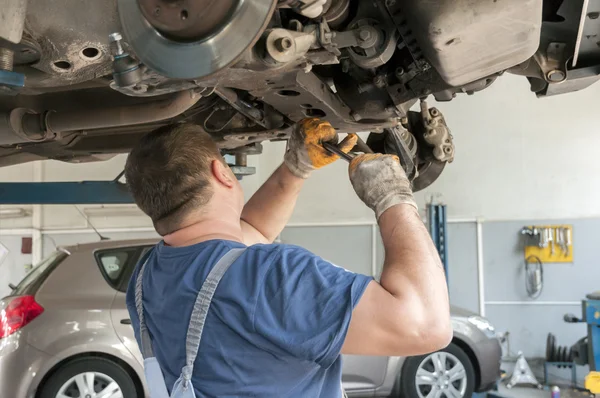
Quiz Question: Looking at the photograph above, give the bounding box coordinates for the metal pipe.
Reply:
[476,219,486,316]
[31,90,201,134]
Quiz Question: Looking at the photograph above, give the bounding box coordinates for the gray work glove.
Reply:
[284,118,358,179]
[349,154,417,219]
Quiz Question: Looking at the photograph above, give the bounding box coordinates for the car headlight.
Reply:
[468,316,497,338]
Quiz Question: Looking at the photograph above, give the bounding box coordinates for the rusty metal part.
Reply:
[385,126,417,179]
[108,32,143,89]
[420,100,454,163]
[138,0,237,41]
[263,28,317,64]
[293,0,328,18]
[0,48,14,71]
[0,0,27,44]
[347,18,398,69]
[235,153,248,167]
[542,43,568,84]
[249,70,399,133]
[119,0,276,79]
[214,87,267,128]
[17,90,202,137]
[323,0,350,28]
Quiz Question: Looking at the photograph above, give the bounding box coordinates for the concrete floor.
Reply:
[473,357,597,398]
[490,384,595,398]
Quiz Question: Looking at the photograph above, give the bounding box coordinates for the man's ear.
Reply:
[211,159,236,188]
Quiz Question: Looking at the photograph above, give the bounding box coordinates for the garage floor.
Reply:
[487,384,596,398]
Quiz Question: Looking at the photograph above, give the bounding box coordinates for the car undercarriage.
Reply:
[0,0,598,190]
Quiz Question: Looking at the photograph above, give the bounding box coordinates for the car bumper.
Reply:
[473,337,502,392]
[0,332,52,398]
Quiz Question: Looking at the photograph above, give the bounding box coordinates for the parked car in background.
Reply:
[0,240,502,398]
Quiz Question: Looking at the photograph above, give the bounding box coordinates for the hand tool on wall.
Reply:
[565,228,572,256]
[548,227,555,255]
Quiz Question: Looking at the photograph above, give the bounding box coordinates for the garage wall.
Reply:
[482,219,594,357]
[0,234,32,298]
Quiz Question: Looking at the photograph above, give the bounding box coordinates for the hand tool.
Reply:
[323,141,354,162]
[323,135,373,162]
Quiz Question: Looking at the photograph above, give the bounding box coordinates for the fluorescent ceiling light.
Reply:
[83,205,143,218]
[0,208,29,219]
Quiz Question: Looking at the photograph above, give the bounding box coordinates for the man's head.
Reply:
[125,124,243,236]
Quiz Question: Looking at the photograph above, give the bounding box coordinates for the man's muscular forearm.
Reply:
[241,119,355,244]
[241,164,304,243]
[379,204,448,309]
[342,154,451,356]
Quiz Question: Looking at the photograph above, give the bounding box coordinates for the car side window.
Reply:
[95,247,146,292]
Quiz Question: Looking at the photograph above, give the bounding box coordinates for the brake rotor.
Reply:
[118,0,277,79]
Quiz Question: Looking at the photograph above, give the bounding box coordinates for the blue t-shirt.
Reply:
[126,239,372,397]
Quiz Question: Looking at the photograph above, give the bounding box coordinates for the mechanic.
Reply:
[123,118,452,397]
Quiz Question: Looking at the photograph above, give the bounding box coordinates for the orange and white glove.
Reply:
[349,154,417,219]
[284,118,358,179]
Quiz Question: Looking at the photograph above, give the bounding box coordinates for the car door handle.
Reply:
[120,319,132,325]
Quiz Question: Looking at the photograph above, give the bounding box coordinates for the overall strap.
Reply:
[135,255,154,359]
[181,248,246,383]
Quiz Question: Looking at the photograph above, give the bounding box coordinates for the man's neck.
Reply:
[163,218,244,247]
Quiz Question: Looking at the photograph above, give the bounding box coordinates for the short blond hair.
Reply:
[125,124,223,235]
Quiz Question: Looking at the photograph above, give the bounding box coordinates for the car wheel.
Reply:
[400,342,476,398]
[39,356,140,398]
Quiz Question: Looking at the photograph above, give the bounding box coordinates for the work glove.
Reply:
[284,118,358,179]
[349,154,417,219]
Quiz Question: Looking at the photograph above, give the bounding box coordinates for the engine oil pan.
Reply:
[401,0,542,87]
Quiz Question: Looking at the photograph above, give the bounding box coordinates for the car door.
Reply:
[342,354,389,396]
[96,245,150,365]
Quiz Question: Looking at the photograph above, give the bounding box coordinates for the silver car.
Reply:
[0,240,501,398]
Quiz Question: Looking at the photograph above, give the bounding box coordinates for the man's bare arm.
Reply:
[341,155,452,356]
[241,119,357,245]
[241,164,304,244]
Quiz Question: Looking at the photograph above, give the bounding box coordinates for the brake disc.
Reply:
[117,0,277,79]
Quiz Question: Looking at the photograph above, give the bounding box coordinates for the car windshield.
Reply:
[11,249,68,296]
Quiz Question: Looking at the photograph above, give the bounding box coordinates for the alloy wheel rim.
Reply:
[56,371,123,398]
[415,352,468,398]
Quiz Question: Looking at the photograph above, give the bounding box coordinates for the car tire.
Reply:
[399,342,476,398]
[39,356,140,398]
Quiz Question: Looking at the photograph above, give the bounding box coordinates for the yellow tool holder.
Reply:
[524,225,573,263]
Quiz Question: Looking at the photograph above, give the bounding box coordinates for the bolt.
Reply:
[275,37,294,52]
[350,111,362,121]
[341,59,350,73]
[235,153,247,167]
[109,32,124,56]
[154,6,161,15]
[547,69,566,83]
[395,67,404,79]
[430,108,439,116]
[373,75,386,88]
[359,29,372,42]
[589,12,600,19]
[0,48,14,71]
